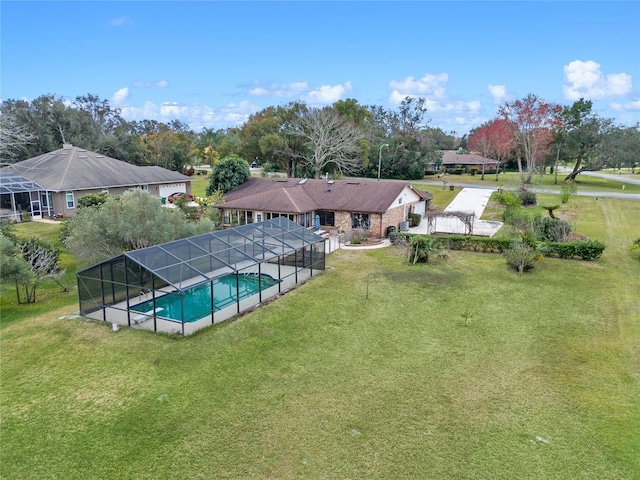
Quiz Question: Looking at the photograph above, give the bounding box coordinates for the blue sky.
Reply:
[2,1,639,135]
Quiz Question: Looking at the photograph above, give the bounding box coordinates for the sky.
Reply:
[2,1,639,136]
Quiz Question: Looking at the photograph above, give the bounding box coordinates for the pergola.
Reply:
[77,218,326,336]
[0,172,52,221]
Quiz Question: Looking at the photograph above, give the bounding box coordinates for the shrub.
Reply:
[407,235,440,264]
[496,190,520,207]
[560,181,577,203]
[504,238,538,275]
[503,206,540,230]
[540,240,605,260]
[409,213,422,227]
[532,217,572,242]
[517,188,537,206]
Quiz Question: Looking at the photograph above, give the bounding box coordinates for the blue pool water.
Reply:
[131,273,279,322]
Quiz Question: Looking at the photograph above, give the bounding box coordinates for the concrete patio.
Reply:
[409,187,503,237]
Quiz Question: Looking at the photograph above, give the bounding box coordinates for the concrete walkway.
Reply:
[409,187,503,237]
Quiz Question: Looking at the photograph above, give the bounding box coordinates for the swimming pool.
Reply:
[131,273,279,323]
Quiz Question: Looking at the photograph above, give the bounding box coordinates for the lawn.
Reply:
[1,197,639,479]
[422,171,640,194]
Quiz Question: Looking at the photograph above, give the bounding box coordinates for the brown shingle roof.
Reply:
[440,150,499,166]
[220,178,432,214]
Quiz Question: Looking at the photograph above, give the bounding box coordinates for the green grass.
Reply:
[190,175,210,198]
[426,171,640,194]
[1,200,639,479]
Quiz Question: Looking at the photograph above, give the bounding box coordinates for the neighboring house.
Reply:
[0,143,193,219]
[440,150,500,173]
[217,177,433,238]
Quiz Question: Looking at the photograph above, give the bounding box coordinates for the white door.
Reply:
[30,200,42,220]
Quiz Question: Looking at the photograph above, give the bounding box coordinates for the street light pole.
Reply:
[378,144,389,181]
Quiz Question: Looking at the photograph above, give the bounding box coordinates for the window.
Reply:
[256,213,263,222]
[41,193,53,208]
[66,192,75,209]
[141,185,149,191]
[317,210,335,226]
[350,213,370,229]
[102,188,109,194]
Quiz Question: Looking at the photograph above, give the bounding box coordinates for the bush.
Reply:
[496,190,520,207]
[407,235,440,264]
[532,217,572,242]
[540,240,606,260]
[560,181,577,203]
[409,213,422,227]
[517,188,537,206]
[504,238,538,275]
[503,206,540,229]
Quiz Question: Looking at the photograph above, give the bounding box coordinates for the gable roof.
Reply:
[0,144,191,191]
[440,150,499,166]
[219,178,432,214]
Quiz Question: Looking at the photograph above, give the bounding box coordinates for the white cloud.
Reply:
[388,73,448,100]
[610,99,640,112]
[111,87,129,106]
[119,99,261,130]
[109,16,132,27]
[303,82,352,105]
[563,60,632,101]
[133,80,169,88]
[247,81,309,97]
[488,84,508,104]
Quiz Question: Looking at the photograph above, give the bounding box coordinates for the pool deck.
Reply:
[89,262,316,336]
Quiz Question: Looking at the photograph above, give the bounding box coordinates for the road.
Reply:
[408,174,640,201]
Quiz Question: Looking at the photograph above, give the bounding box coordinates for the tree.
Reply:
[73,94,123,137]
[0,234,30,289]
[291,107,366,179]
[468,119,515,181]
[207,155,251,194]
[63,189,214,264]
[0,115,34,162]
[246,102,309,177]
[0,234,66,304]
[597,124,640,172]
[558,99,605,182]
[499,94,562,184]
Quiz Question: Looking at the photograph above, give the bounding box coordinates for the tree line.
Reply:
[0,94,457,180]
[467,94,640,184]
[1,92,638,182]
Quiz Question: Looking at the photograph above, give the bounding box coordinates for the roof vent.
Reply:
[277,179,288,182]
[327,180,334,184]
[79,155,88,158]
[347,181,359,185]
[298,178,307,185]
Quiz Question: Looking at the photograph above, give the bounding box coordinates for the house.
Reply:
[217,177,433,238]
[0,144,193,220]
[440,150,500,173]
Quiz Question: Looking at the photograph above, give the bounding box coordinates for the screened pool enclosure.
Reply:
[77,218,326,336]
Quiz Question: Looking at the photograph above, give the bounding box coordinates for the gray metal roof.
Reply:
[0,172,45,195]
[0,144,191,192]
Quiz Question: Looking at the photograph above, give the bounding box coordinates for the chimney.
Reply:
[63,143,72,149]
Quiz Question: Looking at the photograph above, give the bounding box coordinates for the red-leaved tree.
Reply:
[468,118,515,181]
[499,94,563,184]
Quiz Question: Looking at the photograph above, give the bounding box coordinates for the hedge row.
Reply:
[540,240,606,260]
[388,233,606,260]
